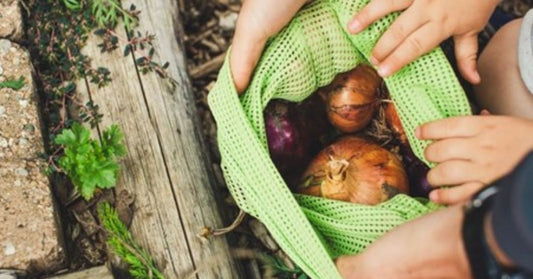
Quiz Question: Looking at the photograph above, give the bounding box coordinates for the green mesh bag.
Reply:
[208,0,472,277]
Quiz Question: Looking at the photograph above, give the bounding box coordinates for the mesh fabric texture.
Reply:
[208,0,472,278]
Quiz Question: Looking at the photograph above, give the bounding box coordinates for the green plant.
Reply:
[0,76,25,90]
[54,123,126,200]
[62,0,138,30]
[62,0,83,11]
[98,202,166,279]
[28,0,174,137]
[261,254,309,279]
[91,0,138,30]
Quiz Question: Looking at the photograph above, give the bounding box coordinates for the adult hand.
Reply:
[230,0,309,93]
[336,205,471,279]
[348,0,500,83]
[417,115,533,204]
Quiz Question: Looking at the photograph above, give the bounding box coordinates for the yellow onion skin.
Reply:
[325,65,382,133]
[297,136,409,205]
[384,102,408,145]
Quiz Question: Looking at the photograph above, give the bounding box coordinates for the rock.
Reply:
[2,242,15,256]
[0,42,64,271]
[0,137,7,148]
[13,168,28,177]
[18,100,28,108]
[219,12,238,32]
[0,273,17,279]
[0,1,23,41]
[0,40,11,54]
[18,138,26,146]
[0,43,43,159]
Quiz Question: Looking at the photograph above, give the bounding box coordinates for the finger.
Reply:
[230,31,267,94]
[454,34,481,84]
[424,138,474,163]
[427,160,482,186]
[479,109,491,116]
[416,116,482,140]
[429,182,485,205]
[372,6,426,63]
[376,22,447,77]
[348,0,413,34]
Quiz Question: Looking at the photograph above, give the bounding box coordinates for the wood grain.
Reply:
[75,0,243,276]
[45,265,113,279]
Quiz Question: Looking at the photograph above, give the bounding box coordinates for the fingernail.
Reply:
[369,56,379,66]
[480,109,491,116]
[377,65,390,77]
[348,19,362,33]
[429,190,439,202]
[415,126,421,139]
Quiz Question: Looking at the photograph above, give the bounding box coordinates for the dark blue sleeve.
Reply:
[491,151,533,273]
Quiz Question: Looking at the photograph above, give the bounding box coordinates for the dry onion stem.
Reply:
[198,209,246,238]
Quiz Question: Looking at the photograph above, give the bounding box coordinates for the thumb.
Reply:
[229,30,267,94]
[454,34,481,84]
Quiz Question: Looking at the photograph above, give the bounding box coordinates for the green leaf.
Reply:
[93,28,107,36]
[54,122,126,200]
[98,203,166,279]
[123,45,132,57]
[55,129,77,145]
[0,76,25,90]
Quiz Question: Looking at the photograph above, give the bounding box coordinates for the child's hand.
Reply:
[348,0,500,83]
[230,0,309,93]
[417,116,533,204]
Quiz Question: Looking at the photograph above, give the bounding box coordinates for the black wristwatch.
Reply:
[462,185,532,279]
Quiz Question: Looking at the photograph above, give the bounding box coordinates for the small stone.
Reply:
[12,57,19,66]
[0,65,3,76]
[0,137,7,148]
[14,168,28,177]
[0,106,5,116]
[14,180,22,187]
[219,12,238,31]
[19,100,28,108]
[0,39,11,54]
[3,242,15,256]
[23,124,35,132]
[18,138,27,145]
[0,273,17,279]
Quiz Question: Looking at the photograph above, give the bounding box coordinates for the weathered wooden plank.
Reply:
[76,30,195,278]
[44,265,113,279]
[121,0,242,278]
[75,1,243,277]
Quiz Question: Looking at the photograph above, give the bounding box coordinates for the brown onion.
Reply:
[383,102,408,145]
[297,136,409,205]
[325,65,382,133]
